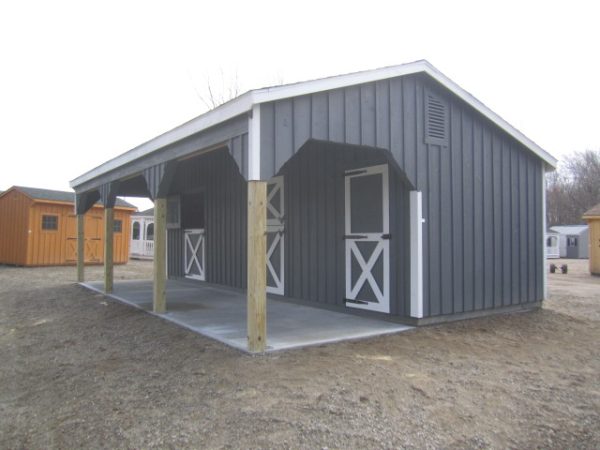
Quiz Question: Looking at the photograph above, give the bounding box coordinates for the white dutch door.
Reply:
[344,164,390,313]
[266,176,284,295]
[184,229,205,281]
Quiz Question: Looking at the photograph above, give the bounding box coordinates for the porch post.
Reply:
[77,214,85,282]
[103,207,114,293]
[153,198,167,313]
[247,181,267,352]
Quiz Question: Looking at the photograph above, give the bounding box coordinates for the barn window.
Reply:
[132,221,140,240]
[181,192,205,229]
[113,220,122,233]
[167,195,180,229]
[41,215,58,230]
[567,236,578,247]
[425,90,448,146]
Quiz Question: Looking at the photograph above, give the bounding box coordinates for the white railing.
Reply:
[144,240,154,256]
[131,239,154,258]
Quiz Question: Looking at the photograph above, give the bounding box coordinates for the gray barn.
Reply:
[71,61,557,352]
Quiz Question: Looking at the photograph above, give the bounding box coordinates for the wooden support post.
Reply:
[103,207,114,293]
[247,181,267,353]
[77,213,85,282]
[153,198,167,313]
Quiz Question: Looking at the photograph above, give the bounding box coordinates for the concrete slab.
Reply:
[81,279,412,353]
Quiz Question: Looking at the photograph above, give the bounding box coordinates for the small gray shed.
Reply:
[550,225,589,259]
[70,60,558,352]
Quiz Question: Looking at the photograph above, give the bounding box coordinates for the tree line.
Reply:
[546,149,600,226]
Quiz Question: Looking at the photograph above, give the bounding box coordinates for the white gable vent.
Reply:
[425,91,448,146]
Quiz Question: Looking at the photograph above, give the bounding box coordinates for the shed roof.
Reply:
[550,225,588,236]
[70,60,557,189]
[583,202,600,218]
[1,186,136,209]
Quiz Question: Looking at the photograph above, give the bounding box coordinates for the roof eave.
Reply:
[70,60,557,189]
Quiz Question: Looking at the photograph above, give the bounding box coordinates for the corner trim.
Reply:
[410,191,423,318]
[248,104,261,180]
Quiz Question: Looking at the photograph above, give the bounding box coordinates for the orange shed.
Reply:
[583,203,600,276]
[0,186,136,266]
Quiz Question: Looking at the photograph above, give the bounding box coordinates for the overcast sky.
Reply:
[1,0,598,210]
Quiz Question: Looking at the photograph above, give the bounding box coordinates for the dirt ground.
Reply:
[0,259,598,449]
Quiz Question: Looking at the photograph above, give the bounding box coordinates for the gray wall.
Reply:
[280,141,411,316]
[259,73,544,317]
[167,149,247,288]
[165,142,413,316]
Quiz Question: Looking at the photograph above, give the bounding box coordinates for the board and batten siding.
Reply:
[0,189,33,265]
[280,141,411,316]
[27,204,132,266]
[168,149,248,288]
[259,73,544,318]
[166,142,412,315]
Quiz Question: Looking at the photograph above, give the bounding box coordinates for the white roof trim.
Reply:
[70,60,557,188]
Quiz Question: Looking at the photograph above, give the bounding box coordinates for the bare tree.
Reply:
[546,149,600,225]
[190,68,285,112]
[193,68,241,111]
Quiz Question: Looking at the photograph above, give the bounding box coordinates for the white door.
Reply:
[266,176,284,295]
[344,164,390,313]
[184,229,205,281]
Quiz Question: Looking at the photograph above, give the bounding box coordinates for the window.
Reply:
[113,220,122,233]
[167,196,181,229]
[425,89,448,146]
[567,236,578,247]
[132,221,140,240]
[146,223,154,241]
[181,192,205,229]
[41,215,58,230]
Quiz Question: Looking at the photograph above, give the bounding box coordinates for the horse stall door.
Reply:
[344,164,390,314]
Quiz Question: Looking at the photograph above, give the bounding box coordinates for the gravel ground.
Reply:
[0,259,598,449]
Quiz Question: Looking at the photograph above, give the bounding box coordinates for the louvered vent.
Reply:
[425,91,448,145]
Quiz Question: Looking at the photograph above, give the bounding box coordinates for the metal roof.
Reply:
[550,225,588,235]
[70,60,557,188]
[3,186,136,209]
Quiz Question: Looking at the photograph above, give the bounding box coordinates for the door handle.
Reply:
[381,233,391,240]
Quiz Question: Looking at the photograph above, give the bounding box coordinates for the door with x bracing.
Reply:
[266,176,285,295]
[184,229,205,281]
[344,164,390,313]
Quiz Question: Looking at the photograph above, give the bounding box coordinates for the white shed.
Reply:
[550,225,589,259]
[130,208,154,259]
[545,230,560,259]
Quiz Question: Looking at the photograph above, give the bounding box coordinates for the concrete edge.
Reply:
[76,281,413,355]
[78,282,252,355]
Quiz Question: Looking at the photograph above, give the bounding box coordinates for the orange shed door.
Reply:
[86,214,102,262]
[65,213,103,263]
[65,214,77,262]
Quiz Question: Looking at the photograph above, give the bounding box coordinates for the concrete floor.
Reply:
[82,279,412,353]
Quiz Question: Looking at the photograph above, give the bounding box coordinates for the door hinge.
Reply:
[344,298,369,305]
